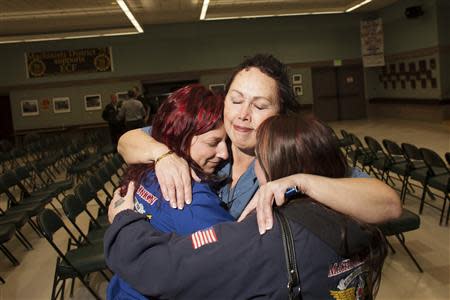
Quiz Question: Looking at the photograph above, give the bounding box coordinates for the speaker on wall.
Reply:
[405,6,424,19]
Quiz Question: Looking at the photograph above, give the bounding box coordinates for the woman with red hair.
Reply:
[107,84,233,299]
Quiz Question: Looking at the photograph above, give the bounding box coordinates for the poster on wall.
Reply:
[53,97,71,113]
[360,18,385,67]
[21,99,39,116]
[84,94,102,111]
[25,47,113,78]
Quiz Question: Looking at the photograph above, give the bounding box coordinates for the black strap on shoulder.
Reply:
[275,209,302,300]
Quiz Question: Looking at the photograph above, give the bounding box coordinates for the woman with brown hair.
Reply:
[106,115,387,299]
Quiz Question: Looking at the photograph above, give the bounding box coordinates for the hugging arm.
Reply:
[240,174,401,234]
[117,128,192,207]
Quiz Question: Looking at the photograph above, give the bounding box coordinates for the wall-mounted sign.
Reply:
[25,47,113,78]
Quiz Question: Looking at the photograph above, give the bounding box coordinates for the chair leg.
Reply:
[419,183,428,214]
[439,194,448,226]
[385,237,396,254]
[0,275,5,284]
[15,230,33,250]
[0,244,20,266]
[395,233,423,273]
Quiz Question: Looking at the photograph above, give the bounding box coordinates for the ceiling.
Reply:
[0,0,400,43]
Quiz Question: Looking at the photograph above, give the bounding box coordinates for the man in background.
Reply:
[117,90,147,131]
[102,94,121,145]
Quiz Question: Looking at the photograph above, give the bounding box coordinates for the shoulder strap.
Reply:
[275,209,302,300]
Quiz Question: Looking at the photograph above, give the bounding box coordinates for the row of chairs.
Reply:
[37,155,125,299]
[339,130,450,226]
[0,128,118,293]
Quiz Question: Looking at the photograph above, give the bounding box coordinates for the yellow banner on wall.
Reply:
[26,47,113,78]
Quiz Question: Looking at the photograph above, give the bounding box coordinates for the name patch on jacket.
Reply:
[328,258,364,277]
[191,228,217,249]
[136,185,158,205]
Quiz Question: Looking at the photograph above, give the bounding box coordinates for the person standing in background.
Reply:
[117,90,147,131]
[102,94,121,145]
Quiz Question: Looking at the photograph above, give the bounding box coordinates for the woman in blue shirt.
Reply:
[107,84,234,299]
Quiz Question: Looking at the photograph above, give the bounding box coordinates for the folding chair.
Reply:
[420,148,450,225]
[364,136,390,180]
[37,209,109,300]
[382,139,411,202]
[378,208,423,272]
[401,143,431,202]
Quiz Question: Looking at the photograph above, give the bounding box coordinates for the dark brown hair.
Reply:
[255,115,387,299]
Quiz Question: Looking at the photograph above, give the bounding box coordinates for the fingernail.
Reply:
[259,227,266,235]
[171,202,176,208]
[266,221,272,230]
[186,199,191,205]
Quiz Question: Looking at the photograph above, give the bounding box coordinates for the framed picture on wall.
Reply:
[209,84,226,95]
[293,85,303,96]
[84,94,102,111]
[116,91,128,102]
[292,74,302,84]
[53,97,71,113]
[21,99,39,116]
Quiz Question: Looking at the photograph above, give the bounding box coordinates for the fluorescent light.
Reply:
[0,28,139,44]
[116,0,144,33]
[204,10,343,21]
[346,0,372,12]
[200,0,210,20]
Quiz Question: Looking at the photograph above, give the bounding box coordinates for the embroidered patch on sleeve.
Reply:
[191,228,217,249]
[136,185,158,205]
[328,258,364,277]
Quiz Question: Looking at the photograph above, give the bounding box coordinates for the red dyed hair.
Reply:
[122,84,224,191]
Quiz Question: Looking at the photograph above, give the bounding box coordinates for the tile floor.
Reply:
[0,118,449,300]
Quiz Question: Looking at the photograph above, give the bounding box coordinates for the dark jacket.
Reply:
[104,198,375,300]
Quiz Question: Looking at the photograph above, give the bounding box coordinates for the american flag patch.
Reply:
[191,228,217,249]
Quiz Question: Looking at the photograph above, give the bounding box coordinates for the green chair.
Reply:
[62,194,107,244]
[37,209,109,300]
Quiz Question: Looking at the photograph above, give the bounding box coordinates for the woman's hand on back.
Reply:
[238,175,304,234]
[155,152,197,209]
[109,181,136,223]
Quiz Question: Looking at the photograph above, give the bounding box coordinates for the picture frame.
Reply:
[84,94,102,111]
[293,85,303,96]
[116,91,128,102]
[53,97,71,113]
[21,99,39,116]
[292,74,303,84]
[209,83,226,95]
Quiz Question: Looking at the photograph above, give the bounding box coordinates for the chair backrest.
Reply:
[420,148,449,176]
[382,139,406,164]
[349,133,364,149]
[62,194,86,222]
[364,136,383,154]
[14,166,31,181]
[74,182,96,205]
[0,171,18,189]
[87,175,102,192]
[38,209,72,242]
[445,152,450,166]
[401,143,423,161]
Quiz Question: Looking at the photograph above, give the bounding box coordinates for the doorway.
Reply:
[311,65,366,121]
[0,95,14,141]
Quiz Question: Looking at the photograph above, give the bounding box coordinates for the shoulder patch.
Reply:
[191,228,218,249]
[136,185,158,205]
[328,258,364,277]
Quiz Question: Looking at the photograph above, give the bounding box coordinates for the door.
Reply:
[312,67,339,121]
[337,66,366,120]
[312,65,366,121]
[0,95,14,141]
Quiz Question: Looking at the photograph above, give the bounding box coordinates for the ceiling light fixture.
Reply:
[200,0,210,20]
[0,28,139,44]
[346,0,373,12]
[205,10,343,21]
[116,0,144,33]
